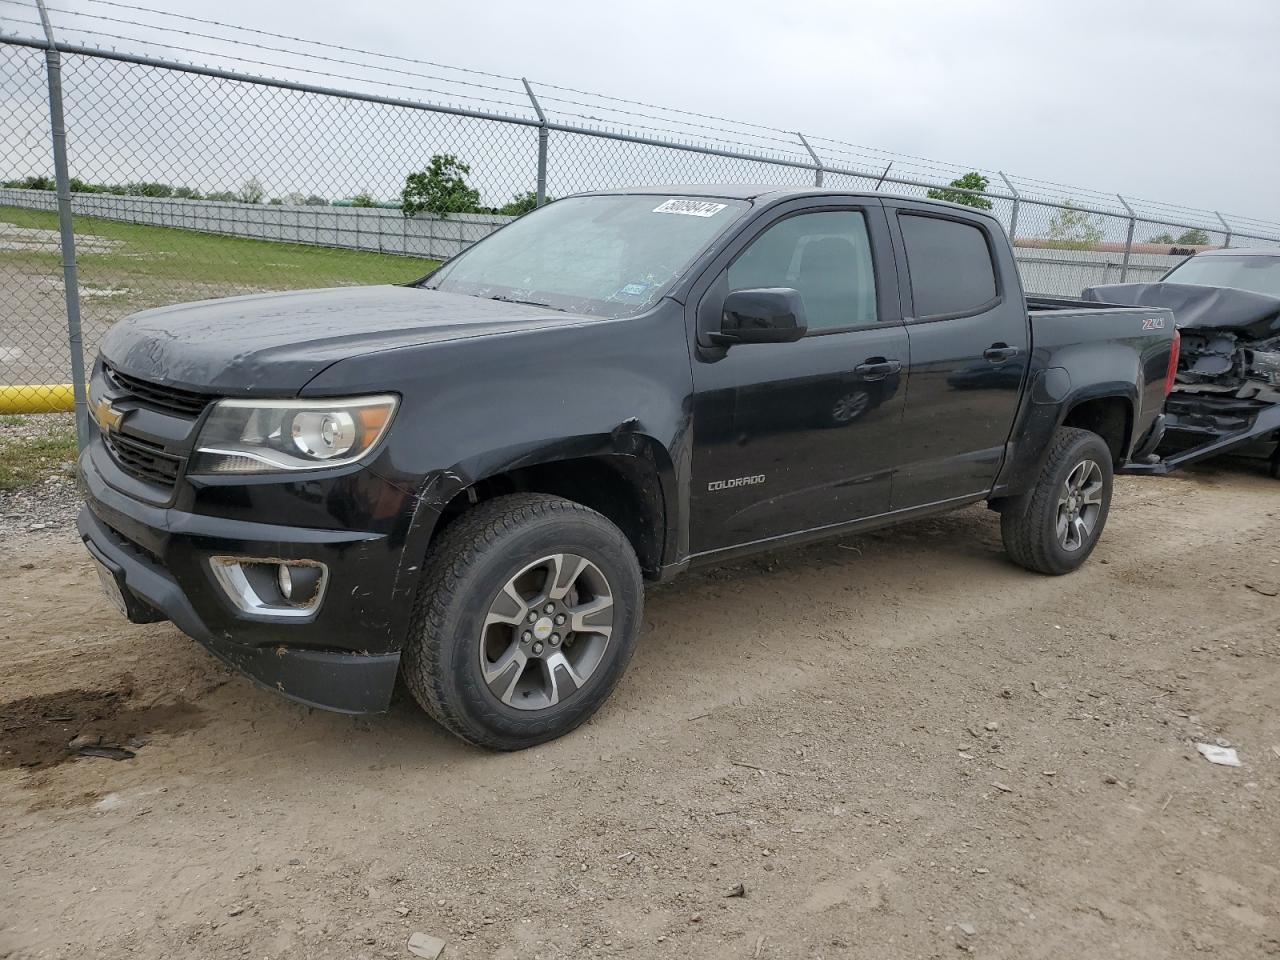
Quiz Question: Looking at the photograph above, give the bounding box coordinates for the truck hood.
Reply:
[99,285,594,394]
[1083,282,1280,338]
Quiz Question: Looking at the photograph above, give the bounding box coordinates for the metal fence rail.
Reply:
[3,7,1279,444]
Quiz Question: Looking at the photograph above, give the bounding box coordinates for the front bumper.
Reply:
[1121,399,1280,476]
[78,440,422,714]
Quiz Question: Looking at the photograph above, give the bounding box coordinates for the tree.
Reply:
[128,182,174,198]
[926,172,993,210]
[4,174,54,190]
[172,186,203,200]
[351,193,377,208]
[497,191,546,217]
[401,155,481,218]
[237,177,265,204]
[303,195,328,206]
[1149,228,1209,246]
[1045,202,1104,250]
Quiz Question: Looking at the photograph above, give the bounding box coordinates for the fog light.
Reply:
[210,557,328,618]
[277,562,323,605]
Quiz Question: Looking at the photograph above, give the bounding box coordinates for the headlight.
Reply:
[190,394,398,474]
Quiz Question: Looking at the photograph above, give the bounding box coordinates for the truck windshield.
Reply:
[419,194,749,316]
[1164,254,1280,299]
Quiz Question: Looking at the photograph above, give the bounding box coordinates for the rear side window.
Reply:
[899,214,998,319]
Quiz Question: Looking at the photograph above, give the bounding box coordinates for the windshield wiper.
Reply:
[486,294,561,310]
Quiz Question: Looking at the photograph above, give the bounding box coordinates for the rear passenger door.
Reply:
[886,203,1030,509]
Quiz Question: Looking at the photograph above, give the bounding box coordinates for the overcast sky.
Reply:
[18,0,1280,227]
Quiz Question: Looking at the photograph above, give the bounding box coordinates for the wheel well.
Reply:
[1062,396,1131,463]
[434,456,666,578]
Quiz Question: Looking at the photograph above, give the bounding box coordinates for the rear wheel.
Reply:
[1001,427,1114,575]
[401,494,643,750]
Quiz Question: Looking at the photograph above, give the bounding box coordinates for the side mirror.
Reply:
[711,288,807,346]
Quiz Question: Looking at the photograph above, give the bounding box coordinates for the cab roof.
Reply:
[582,183,980,211]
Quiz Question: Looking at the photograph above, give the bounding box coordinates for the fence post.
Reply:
[796,132,823,187]
[522,78,549,207]
[1116,194,1136,282]
[997,170,1020,244]
[35,0,88,448]
[1214,211,1232,249]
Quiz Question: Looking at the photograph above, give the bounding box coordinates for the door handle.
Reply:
[854,358,902,381]
[983,343,1021,362]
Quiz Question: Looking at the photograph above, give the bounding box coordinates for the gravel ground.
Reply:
[1,461,1278,960]
[0,413,81,542]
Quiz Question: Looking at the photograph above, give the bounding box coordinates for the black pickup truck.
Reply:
[79,186,1176,749]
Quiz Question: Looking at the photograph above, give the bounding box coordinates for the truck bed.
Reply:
[1027,295,1130,314]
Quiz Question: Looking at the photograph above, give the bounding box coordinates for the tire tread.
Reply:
[401,493,640,750]
[1001,427,1111,576]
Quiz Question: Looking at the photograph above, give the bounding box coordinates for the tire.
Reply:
[401,493,643,750]
[1000,427,1114,576]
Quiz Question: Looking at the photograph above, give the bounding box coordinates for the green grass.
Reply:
[0,422,78,491]
[0,204,439,289]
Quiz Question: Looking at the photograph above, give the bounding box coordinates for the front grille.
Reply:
[104,431,182,488]
[104,364,212,418]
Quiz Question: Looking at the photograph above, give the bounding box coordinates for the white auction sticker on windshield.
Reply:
[652,198,728,217]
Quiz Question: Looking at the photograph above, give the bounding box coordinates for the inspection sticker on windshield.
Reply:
[652,198,728,217]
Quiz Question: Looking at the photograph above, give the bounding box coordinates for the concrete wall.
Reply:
[1,187,1185,296]
[0,187,512,261]
[1013,246,1181,298]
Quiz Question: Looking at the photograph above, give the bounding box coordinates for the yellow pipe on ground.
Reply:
[0,384,77,414]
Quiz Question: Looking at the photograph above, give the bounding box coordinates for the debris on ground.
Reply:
[407,932,446,959]
[725,882,746,898]
[1195,743,1242,767]
[958,922,977,936]
[73,743,136,761]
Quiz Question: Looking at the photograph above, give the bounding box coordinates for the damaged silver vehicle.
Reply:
[1084,248,1280,477]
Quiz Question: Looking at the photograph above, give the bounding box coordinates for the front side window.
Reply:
[422,194,749,317]
[899,214,999,319]
[727,210,878,331]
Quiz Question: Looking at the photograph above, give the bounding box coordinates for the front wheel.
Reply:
[1000,427,1114,575]
[401,494,643,750]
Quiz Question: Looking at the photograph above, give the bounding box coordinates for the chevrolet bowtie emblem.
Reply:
[92,396,127,433]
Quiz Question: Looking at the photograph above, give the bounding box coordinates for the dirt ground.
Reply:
[2,465,1278,960]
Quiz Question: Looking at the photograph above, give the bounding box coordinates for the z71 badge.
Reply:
[1142,316,1165,330]
[708,474,766,492]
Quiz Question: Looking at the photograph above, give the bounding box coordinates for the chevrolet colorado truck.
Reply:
[79,186,1177,749]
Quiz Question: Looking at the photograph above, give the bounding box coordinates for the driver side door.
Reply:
[688,200,910,557]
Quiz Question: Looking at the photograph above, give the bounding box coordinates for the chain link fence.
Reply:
[3,22,1280,435]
